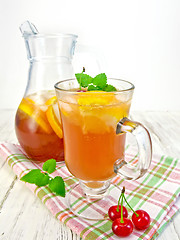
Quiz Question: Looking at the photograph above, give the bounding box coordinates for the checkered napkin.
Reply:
[0,143,179,240]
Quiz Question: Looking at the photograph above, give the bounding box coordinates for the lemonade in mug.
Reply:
[55,76,152,214]
[58,90,130,182]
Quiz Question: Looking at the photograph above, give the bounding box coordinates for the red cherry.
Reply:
[132,210,151,230]
[108,205,128,221]
[112,218,133,237]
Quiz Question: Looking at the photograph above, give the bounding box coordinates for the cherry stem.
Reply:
[116,195,122,212]
[123,193,139,217]
[120,187,125,223]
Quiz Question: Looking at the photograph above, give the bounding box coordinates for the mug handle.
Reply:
[114,117,152,180]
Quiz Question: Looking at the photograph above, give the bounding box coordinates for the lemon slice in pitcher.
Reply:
[45,96,63,138]
[19,98,52,133]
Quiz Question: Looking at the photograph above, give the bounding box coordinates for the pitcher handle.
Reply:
[114,117,152,180]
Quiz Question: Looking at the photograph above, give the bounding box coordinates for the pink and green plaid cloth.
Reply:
[0,142,179,240]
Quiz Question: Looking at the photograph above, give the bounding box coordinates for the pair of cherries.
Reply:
[108,187,151,237]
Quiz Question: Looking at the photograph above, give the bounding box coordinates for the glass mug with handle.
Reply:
[55,78,152,220]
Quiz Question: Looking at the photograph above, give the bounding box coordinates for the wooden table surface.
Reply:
[0,109,179,240]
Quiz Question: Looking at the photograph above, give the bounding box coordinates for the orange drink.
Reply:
[57,91,131,181]
[15,90,64,161]
[55,78,152,220]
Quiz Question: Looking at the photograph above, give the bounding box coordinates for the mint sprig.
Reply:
[75,67,93,89]
[42,159,56,174]
[75,68,117,92]
[49,176,65,197]
[103,84,117,92]
[75,73,93,88]
[87,85,102,91]
[93,73,107,88]
[20,159,65,197]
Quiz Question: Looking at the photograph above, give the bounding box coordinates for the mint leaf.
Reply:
[88,85,102,91]
[93,73,107,88]
[103,84,117,92]
[20,169,50,186]
[75,73,93,88]
[35,173,50,186]
[42,159,56,174]
[49,176,65,197]
[20,159,66,197]
[20,169,42,184]
[75,69,117,93]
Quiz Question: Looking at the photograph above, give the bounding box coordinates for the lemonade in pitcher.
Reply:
[15,91,64,161]
[15,21,79,161]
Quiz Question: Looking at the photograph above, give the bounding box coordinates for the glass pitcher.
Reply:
[15,21,78,162]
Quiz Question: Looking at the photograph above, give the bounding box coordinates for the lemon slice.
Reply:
[45,96,57,106]
[45,96,63,138]
[19,98,52,133]
[26,97,35,104]
[77,91,115,106]
[82,115,110,134]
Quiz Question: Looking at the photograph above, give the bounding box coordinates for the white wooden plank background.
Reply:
[0,110,179,240]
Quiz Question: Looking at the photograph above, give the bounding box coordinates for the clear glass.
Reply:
[55,79,152,220]
[15,27,77,162]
